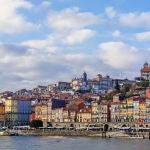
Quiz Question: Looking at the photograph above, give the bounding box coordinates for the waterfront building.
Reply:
[30,113,35,122]
[41,104,48,126]
[77,107,91,123]
[34,103,49,126]
[17,97,32,125]
[139,100,146,122]
[34,104,43,121]
[69,110,77,122]
[0,103,5,126]
[98,102,110,123]
[110,102,120,122]
[119,102,127,122]
[91,101,99,122]
[126,98,134,122]
[33,98,68,125]
[146,99,150,122]
[47,98,66,123]
[52,107,64,123]
[133,99,140,122]
[62,108,70,122]
[5,97,18,126]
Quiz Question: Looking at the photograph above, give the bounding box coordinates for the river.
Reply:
[0,136,150,150]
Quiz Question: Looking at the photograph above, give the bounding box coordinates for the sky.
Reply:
[0,0,150,92]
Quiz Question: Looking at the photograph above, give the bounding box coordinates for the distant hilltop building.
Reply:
[141,62,150,80]
[71,72,90,93]
[71,72,134,94]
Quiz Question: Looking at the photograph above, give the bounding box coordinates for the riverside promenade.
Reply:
[14,129,106,137]
[12,128,150,139]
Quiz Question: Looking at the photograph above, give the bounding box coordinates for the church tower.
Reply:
[144,62,149,68]
[82,72,87,83]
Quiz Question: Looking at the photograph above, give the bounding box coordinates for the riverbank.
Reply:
[11,129,150,139]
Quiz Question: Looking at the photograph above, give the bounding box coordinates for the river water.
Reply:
[0,136,150,150]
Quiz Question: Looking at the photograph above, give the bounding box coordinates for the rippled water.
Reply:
[0,136,150,150]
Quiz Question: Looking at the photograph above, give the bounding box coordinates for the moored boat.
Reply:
[0,131,8,136]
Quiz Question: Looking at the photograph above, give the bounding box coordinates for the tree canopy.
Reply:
[29,120,43,128]
[114,80,120,92]
[136,81,149,87]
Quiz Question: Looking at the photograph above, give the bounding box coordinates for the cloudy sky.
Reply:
[0,0,149,91]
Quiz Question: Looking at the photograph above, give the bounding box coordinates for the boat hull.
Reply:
[0,131,9,136]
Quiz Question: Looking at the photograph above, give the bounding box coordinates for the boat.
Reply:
[108,131,145,139]
[0,127,9,136]
[8,131,19,136]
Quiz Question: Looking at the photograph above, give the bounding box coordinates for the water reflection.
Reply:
[0,136,150,150]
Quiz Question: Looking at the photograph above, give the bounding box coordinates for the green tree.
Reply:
[121,84,132,93]
[102,91,118,100]
[136,81,149,87]
[29,120,43,128]
[115,80,120,92]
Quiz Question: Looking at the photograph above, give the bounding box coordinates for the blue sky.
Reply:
[0,0,150,91]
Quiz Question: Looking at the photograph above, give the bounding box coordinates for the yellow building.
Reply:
[119,102,127,122]
[62,108,70,122]
[139,100,146,122]
[126,98,133,122]
[91,102,98,122]
[77,108,91,123]
[5,97,18,126]
[41,104,48,126]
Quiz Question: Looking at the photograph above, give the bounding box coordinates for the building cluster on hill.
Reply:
[0,62,150,127]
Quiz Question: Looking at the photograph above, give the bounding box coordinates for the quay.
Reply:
[8,122,150,139]
[10,128,150,139]
[13,128,106,137]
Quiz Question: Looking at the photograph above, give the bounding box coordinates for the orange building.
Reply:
[0,103,5,124]
[30,113,35,122]
[146,88,150,99]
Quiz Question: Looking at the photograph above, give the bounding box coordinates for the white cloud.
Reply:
[105,7,116,19]
[47,7,103,30]
[119,12,150,28]
[99,41,141,69]
[62,29,95,45]
[0,40,149,91]
[112,30,121,37]
[41,1,51,7]
[0,0,37,34]
[0,42,100,91]
[136,31,150,41]
[22,28,96,49]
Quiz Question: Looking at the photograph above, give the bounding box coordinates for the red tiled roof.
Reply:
[88,78,98,82]
[141,67,150,72]
[78,107,91,113]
